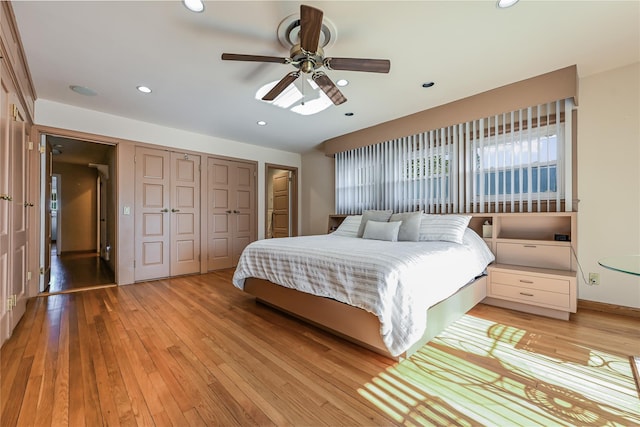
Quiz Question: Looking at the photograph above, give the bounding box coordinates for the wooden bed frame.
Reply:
[244,274,487,360]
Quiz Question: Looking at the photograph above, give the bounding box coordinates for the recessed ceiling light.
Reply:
[344,112,354,117]
[257,120,267,126]
[336,79,349,87]
[497,0,519,8]
[137,86,152,94]
[422,82,435,88]
[69,85,97,96]
[183,0,204,13]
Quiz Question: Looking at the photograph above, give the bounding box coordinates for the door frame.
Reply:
[33,125,119,296]
[265,163,298,238]
[51,173,61,252]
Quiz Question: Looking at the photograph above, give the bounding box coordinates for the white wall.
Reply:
[577,62,640,308]
[35,99,302,241]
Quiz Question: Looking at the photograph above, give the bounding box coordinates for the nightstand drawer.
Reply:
[496,242,571,270]
[490,270,570,294]
[489,283,571,310]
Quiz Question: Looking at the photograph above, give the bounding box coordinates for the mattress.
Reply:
[232,228,494,356]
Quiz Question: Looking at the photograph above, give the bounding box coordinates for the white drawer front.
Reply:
[491,271,570,294]
[489,283,571,310]
[496,242,571,270]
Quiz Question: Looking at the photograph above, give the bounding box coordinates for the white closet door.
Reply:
[170,153,201,276]
[9,98,28,334]
[135,147,171,281]
[207,158,256,270]
[0,67,11,343]
[231,162,256,265]
[207,158,234,270]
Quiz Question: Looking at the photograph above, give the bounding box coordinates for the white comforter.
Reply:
[232,229,494,356]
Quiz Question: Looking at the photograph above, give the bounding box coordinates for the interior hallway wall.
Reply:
[51,162,98,253]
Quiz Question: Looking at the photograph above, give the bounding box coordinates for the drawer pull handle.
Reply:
[523,245,537,248]
[519,292,534,297]
[519,279,534,284]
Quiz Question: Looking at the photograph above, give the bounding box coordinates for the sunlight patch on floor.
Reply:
[358,315,640,426]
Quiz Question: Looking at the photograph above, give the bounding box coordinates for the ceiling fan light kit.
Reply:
[182,0,204,13]
[221,4,390,107]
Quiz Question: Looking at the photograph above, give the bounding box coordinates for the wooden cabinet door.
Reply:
[8,98,27,335]
[0,66,11,343]
[207,158,256,270]
[170,152,201,276]
[135,147,171,281]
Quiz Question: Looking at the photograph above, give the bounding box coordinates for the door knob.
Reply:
[24,202,34,207]
[0,194,12,201]
[161,208,169,212]
[171,208,181,213]
[225,210,232,214]
[233,210,240,214]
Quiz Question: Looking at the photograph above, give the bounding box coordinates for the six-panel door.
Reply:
[207,158,256,270]
[135,147,171,281]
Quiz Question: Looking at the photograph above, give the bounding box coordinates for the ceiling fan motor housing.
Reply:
[290,44,324,73]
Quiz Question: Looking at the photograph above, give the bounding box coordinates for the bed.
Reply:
[232,212,495,359]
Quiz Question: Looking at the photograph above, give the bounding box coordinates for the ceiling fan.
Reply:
[221,4,390,106]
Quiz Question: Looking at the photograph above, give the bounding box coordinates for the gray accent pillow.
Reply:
[362,220,402,242]
[357,210,393,237]
[419,214,472,244]
[332,215,362,237]
[389,212,423,241]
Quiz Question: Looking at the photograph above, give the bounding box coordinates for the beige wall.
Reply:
[577,62,640,308]
[301,62,640,309]
[52,162,98,253]
[300,148,334,236]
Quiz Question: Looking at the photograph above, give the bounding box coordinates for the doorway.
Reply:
[41,135,117,294]
[265,164,298,238]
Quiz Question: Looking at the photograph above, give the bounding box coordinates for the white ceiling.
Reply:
[11,1,640,154]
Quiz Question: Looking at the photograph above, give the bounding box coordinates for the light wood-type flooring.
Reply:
[46,244,115,293]
[2,269,639,426]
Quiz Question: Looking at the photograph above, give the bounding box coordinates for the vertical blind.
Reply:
[336,99,573,214]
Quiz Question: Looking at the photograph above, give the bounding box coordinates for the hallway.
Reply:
[46,244,115,293]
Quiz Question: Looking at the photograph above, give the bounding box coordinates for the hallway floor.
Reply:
[47,243,115,293]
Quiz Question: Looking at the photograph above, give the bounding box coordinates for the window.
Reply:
[50,191,57,211]
[336,99,573,214]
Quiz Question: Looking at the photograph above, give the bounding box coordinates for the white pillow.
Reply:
[332,215,362,237]
[357,210,393,237]
[389,211,423,241]
[362,220,402,242]
[419,214,472,244]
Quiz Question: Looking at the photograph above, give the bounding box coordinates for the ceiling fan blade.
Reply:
[299,5,323,53]
[312,72,346,105]
[324,57,391,73]
[262,72,300,101]
[221,53,289,64]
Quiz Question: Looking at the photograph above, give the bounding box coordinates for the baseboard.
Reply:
[577,299,640,318]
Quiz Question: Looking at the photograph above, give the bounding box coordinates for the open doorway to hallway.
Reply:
[41,135,117,294]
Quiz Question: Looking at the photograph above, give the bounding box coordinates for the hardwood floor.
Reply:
[46,244,115,293]
[2,269,639,426]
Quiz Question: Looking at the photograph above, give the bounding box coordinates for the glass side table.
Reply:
[598,255,640,396]
[598,255,640,276]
